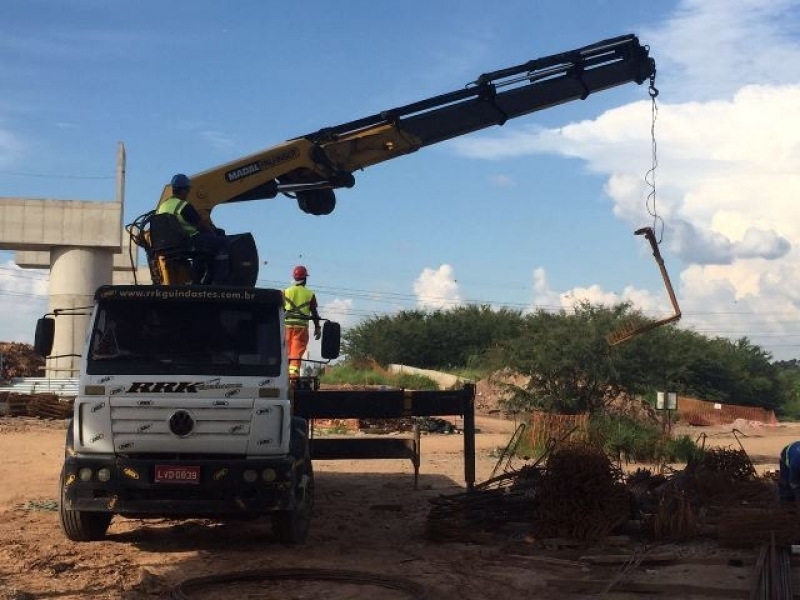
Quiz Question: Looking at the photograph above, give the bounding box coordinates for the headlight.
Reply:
[242,470,258,483]
[97,468,112,482]
[78,468,93,482]
[261,468,276,482]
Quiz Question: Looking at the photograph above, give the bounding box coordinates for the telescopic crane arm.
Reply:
[160,34,656,220]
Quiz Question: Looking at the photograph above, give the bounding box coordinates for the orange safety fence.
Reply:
[526,411,589,449]
[675,396,777,427]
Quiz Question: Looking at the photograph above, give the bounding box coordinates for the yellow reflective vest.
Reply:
[157,196,198,236]
[284,284,315,328]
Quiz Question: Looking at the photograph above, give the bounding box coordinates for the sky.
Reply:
[2,0,800,362]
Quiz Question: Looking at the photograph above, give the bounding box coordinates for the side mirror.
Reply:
[34,317,55,357]
[320,321,341,360]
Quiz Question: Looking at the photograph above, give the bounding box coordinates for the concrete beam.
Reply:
[16,248,132,270]
[15,228,138,270]
[0,198,121,251]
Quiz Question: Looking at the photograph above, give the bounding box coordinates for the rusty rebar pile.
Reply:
[427,437,785,548]
[750,535,794,600]
[682,446,773,507]
[426,466,542,542]
[531,443,630,543]
[628,445,776,543]
[4,393,73,419]
[688,445,757,482]
[647,489,697,541]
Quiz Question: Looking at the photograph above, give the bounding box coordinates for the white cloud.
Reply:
[413,265,463,310]
[668,219,790,265]
[0,128,22,167]
[642,0,800,101]
[530,267,666,317]
[489,174,515,188]
[449,0,800,359]
[531,267,561,309]
[0,258,49,343]
[200,130,236,151]
[320,297,355,329]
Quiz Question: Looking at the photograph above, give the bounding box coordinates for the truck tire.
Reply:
[59,468,112,542]
[272,428,313,544]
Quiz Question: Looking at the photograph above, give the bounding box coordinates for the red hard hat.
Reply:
[293,265,308,280]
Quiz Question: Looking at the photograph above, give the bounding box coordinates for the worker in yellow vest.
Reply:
[157,173,229,284]
[284,265,321,378]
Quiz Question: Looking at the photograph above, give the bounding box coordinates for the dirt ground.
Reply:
[1,415,800,599]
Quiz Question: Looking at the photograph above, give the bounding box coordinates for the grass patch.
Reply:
[311,420,353,435]
[320,362,439,390]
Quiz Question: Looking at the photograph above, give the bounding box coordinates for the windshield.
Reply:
[86,299,282,377]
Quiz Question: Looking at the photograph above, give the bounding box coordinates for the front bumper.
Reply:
[61,454,302,517]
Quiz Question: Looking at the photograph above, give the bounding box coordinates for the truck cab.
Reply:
[36,284,340,543]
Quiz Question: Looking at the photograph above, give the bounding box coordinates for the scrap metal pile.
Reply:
[358,416,460,434]
[427,441,630,544]
[426,433,786,548]
[1,392,73,419]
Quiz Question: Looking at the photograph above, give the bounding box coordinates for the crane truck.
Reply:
[34,34,656,544]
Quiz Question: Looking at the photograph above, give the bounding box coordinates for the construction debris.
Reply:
[1,392,73,419]
[0,342,44,379]
[750,533,793,600]
[426,465,541,543]
[532,443,630,543]
[426,434,781,551]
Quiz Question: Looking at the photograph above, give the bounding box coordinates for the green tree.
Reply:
[342,305,524,368]
[499,302,667,414]
[772,360,800,418]
[339,301,793,416]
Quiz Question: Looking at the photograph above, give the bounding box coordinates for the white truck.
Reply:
[34,34,657,544]
[35,284,340,544]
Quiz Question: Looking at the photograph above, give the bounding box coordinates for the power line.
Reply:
[0,169,114,180]
[0,289,47,299]
[0,268,49,282]
[7,270,800,343]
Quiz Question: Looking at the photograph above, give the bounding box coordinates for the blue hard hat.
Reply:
[170,173,191,189]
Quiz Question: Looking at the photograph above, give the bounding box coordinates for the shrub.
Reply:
[661,434,703,464]
[320,361,439,390]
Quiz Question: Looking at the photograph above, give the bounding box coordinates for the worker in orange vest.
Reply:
[283,265,321,378]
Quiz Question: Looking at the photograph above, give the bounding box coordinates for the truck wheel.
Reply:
[271,458,313,544]
[59,469,112,542]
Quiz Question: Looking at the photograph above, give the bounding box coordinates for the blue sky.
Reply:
[2,0,800,361]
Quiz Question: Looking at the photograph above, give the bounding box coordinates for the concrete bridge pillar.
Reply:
[0,142,131,378]
[47,247,114,377]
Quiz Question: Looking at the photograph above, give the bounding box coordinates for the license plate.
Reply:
[154,465,200,484]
